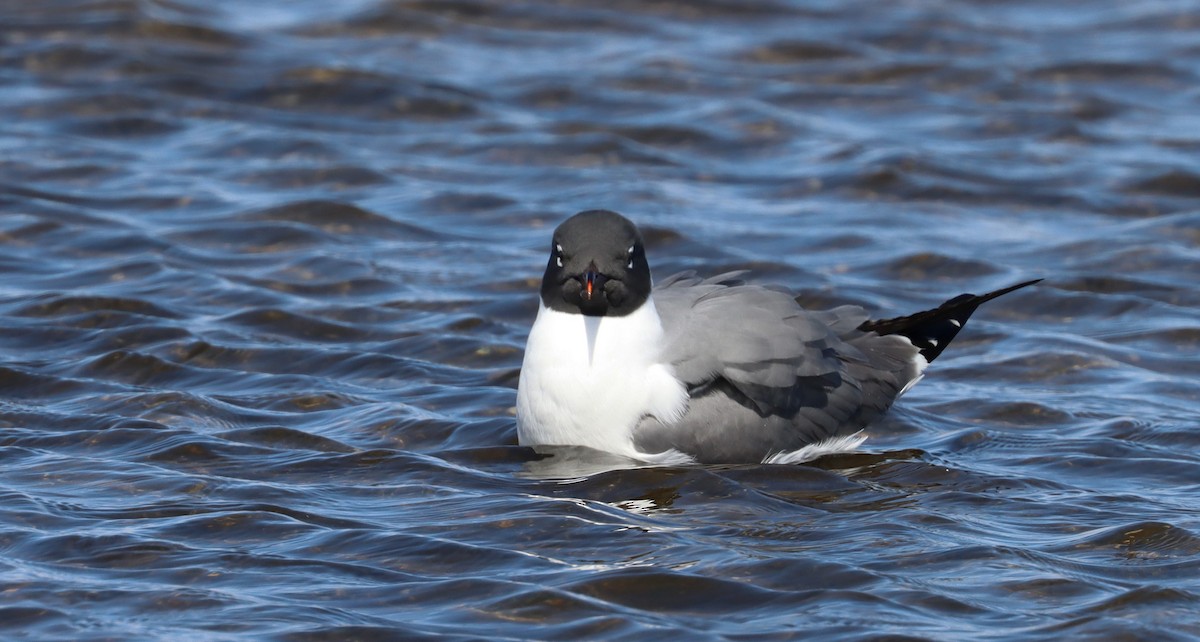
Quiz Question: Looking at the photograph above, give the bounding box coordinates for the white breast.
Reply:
[516,297,688,459]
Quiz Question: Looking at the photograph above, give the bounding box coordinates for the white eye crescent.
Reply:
[627,245,635,269]
[556,256,563,267]
[555,244,564,268]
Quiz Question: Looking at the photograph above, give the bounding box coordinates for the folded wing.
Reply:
[636,273,919,462]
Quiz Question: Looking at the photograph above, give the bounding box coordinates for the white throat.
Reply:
[516,297,688,459]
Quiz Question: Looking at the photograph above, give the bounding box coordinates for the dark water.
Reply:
[3,0,1200,639]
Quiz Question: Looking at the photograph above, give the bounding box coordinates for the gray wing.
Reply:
[634,272,921,463]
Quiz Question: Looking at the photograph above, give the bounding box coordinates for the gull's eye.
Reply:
[555,244,564,268]
[626,245,635,269]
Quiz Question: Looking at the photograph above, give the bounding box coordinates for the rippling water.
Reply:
[3,0,1200,639]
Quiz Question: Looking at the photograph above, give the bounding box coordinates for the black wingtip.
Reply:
[858,279,1041,362]
[970,278,1043,306]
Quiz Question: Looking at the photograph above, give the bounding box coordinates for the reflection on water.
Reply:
[2,0,1200,639]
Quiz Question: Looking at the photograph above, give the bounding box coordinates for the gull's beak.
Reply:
[583,261,599,301]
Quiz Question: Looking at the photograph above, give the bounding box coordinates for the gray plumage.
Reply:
[633,271,921,463]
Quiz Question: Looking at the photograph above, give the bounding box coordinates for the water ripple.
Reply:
[1,0,1199,639]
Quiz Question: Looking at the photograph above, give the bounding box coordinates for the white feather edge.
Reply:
[630,430,871,467]
[763,431,869,465]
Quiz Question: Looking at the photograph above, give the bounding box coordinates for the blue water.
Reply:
[2,0,1199,639]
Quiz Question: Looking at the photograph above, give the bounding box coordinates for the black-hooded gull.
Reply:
[516,210,1039,465]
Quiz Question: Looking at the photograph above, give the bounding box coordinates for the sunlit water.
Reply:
[2,1,1199,639]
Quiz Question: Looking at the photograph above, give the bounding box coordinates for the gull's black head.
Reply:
[540,210,651,317]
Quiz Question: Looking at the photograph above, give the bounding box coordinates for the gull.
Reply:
[516,210,1039,465]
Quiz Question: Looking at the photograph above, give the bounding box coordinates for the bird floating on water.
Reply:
[516,210,1039,465]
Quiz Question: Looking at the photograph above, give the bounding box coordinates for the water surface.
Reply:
[2,0,1200,639]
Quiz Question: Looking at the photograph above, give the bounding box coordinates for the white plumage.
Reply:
[516,298,690,462]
